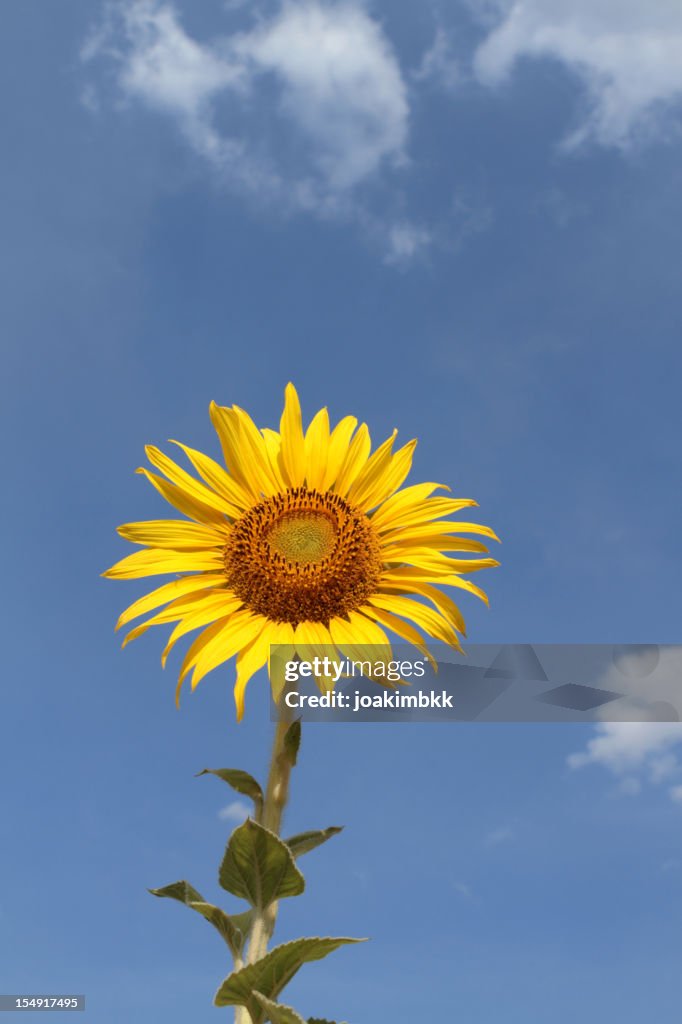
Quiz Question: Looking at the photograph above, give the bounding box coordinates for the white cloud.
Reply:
[649,752,679,783]
[484,824,514,846]
[670,785,682,804]
[453,880,473,898]
[567,646,682,803]
[413,27,460,92]
[473,0,682,148]
[83,0,408,205]
[117,1,245,117]
[218,799,250,822]
[234,1,408,189]
[568,723,682,775]
[383,221,433,265]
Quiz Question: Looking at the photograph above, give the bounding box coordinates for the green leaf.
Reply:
[282,720,301,767]
[253,992,306,1024]
[149,879,204,904]
[254,994,349,1024]
[196,768,264,818]
[214,936,365,1020]
[188,903,253,959]
[148,881,252,958]
[284,827,343,858]
[219,819,304,909]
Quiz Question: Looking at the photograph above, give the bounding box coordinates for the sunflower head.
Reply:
[104,383,499,720]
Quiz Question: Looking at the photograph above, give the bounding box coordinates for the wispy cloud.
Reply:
[484,824,514,847]
[567,647,682,803]
[81,0,682,259]
[473,0,682,149]
[569,723,682,776]
[413,27,459,93]
[81,0,425,255]
[383,222,433,266]
[452,880,473,898]
[234,1,408,191]
[568,722,682,803]
[618,776,642,797]
[217,799,250,822]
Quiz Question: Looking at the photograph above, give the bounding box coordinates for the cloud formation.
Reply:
[484,824,514,846]
[83,0,408,210]
[413,27,459,93]
[82,1,682,258]
[567,647,682,803]
[235,2,408,190]
[473,0,682,148]
[217,800,250,822]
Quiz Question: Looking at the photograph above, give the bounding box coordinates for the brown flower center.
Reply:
[223,487,382,626]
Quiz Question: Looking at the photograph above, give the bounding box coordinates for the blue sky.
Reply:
[1,1,682,1021]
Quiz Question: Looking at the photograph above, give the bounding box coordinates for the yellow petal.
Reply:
[169,440,253,513]
[117,519,227,550]
[356,439,417,512]
[175,610,263,705]
[378,579,467,635]
[346,430,397,509]
[380,538,490,560]
[136,467,228,526]
[122,590,238,648]
[115,573,227,630]
[145,446,235,516]
[375,497,481,533]
[161,594,243,666]
[322,415,358,490]
[359,603,436,669]
[303,407,330,491]
[262,428,284,485]
[294,621,341,692]
[369,483,456,531]
[328,610,391,660]
[333,423,371,496]
[188,611,265,692]
[209,402,259,498]
[279,382,306,488]
[175,617,231,706]
[368,593,462,651]
[381,567,490,604]
[267,620,296,702]
[380,520,500,544]
[103,548,224,580]
[382,550,500,574]
[293,621,335,663]
[437,576,490,605]
[234,629,272,721]
[232,406,287,495]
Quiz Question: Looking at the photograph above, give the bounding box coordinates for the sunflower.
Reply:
[104,384,499,719]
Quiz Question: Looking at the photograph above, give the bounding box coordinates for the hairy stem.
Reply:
[247,714,294,965]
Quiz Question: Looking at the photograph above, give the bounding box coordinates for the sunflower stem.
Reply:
[234,994,249,1024]
[247,709,295,967]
